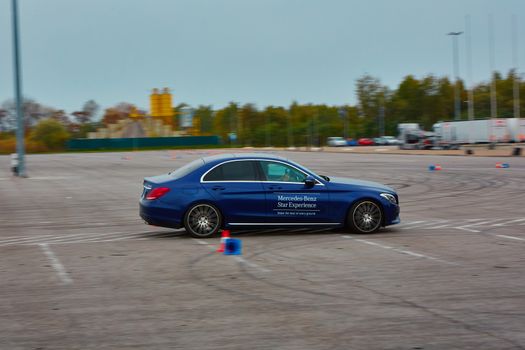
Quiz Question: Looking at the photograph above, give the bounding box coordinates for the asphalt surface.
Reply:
[0,150,524,350]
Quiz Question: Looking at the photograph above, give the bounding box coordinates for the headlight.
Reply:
[380,193,397,205]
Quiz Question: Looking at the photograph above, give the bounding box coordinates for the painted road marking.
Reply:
[398,220,426,227]
[455,226,481,233]
[0,230,162,246]
[1,216,524,247]
[492,218,525,227]
[494,234,525,241]
[456,219,504,233]
[0,235,56,245]
[38,243,73,285]
[341,235,459,265]
[43,232,128,243]
[193,239,209,245]
[397,218,518,231]
[233,256,271,273]
[419,220,449,229]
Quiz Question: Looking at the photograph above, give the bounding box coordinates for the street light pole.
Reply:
[12,0,26,177]
[488,14,497,120]
[448,31,463,121]
[465,15,475,120]
[512,14,520,120]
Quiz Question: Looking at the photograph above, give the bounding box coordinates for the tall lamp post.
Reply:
[448,31,463,121]
[11,0,26,177]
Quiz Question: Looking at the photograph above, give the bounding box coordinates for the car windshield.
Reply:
[169,159,204,179]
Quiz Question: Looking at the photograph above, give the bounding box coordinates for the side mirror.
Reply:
[304,176,316,188]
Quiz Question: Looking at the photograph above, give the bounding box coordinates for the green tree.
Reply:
[192,105,212,135]
[30,119,70,150]
[213,102,239,144]
[238,103,259,146]
[356,74,389,136]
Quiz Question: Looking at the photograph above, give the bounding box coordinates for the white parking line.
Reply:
[233,256,271,273]
[398,220,426,227]
[193,239,209,245]
[55,232,139,244]
[455,226,480,233]
[456,220,498,233]
[494,234,525,241]
[341,235,458,265]
[419,220,449,229]
[38,243,73,285]
[0,235,56,246]
[492,218,525,227]
[35,232,127,244]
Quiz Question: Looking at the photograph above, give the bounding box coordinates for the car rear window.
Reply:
[203,161,258,181]
[170,159,204,179]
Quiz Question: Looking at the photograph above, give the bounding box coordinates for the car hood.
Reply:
[328,176,394,192]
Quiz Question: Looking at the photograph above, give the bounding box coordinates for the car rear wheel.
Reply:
[184,203,222,238]
[348,200,382,234]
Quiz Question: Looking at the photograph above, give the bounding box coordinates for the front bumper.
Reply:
[383,203,400,226]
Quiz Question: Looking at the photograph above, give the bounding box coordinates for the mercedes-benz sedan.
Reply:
[140,154,400,238]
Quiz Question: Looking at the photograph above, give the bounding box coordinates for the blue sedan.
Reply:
[140,154,400,238]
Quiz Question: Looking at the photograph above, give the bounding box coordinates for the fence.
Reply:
[67,136,220,151]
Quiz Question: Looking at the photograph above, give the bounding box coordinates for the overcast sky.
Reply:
[1,0,524,114]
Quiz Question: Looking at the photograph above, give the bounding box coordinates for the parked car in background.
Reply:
[326,136,347,147]
[382,136,402,145]
[358,138,375,146]
[374,136,402,145]
[346,139,358,146]
[373,137,385,145]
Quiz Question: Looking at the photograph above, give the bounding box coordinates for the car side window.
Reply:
[260,161,307,183]
[203,161,259,181]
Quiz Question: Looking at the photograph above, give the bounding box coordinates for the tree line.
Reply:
[0,70,524,152]
[183,69,525,146]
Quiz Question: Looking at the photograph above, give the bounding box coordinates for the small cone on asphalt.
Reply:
[434,164,442,170]
[496,162,509,168]
[216,230,231,253]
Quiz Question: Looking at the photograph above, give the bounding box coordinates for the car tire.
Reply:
[184,203,222,238]
[347,200,383,234]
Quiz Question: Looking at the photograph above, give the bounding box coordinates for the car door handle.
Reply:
[211,186,225,191]
[268,186,282,190]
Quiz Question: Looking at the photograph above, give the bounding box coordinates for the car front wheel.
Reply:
[184,203,222,238]
[348,200,382,234]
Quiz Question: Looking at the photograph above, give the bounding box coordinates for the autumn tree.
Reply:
[30,118,70,150]
[101,102,134,126]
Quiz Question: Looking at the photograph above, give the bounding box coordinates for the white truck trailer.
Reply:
[433,118,523,146]
[507,118,525,142]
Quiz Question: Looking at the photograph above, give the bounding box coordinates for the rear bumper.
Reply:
[139,201,182,229]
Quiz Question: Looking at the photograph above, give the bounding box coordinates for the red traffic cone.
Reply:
[434,164,442,171]
[216,230,231,253]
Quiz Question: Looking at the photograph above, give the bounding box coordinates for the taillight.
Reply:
[146,187,170,200]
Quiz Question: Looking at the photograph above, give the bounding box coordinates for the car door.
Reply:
[201,160,266,224]
[258,160,333,224]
